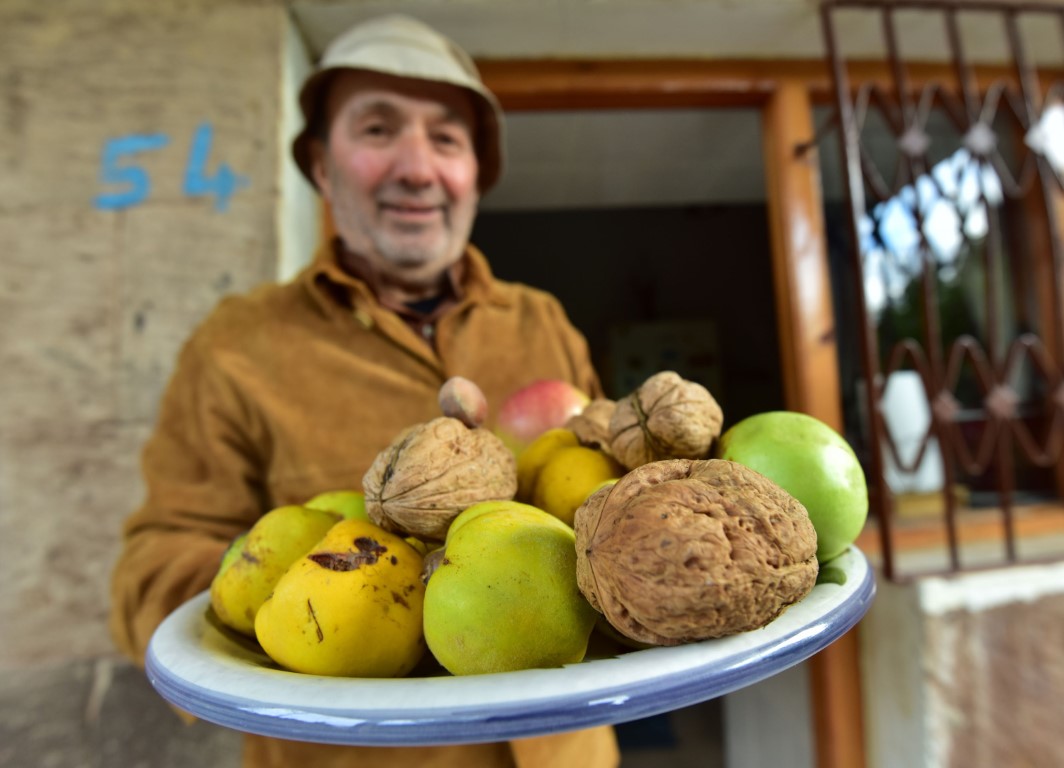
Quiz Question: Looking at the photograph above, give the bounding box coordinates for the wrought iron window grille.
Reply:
[815,0,1064,581]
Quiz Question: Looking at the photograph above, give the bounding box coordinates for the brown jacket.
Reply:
[109,241,617,768]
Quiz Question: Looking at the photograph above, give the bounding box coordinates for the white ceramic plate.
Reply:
[146,547,875,746]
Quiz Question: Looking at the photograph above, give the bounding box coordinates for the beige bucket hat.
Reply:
[292,14,505,193]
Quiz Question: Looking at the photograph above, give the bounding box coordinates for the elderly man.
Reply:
[109,13,618,768]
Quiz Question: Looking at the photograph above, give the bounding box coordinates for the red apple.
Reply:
[496,379,590,454]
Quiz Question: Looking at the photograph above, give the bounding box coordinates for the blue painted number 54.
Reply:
[94,122,249,212]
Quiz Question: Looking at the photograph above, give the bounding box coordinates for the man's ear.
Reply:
[309,138,331,198]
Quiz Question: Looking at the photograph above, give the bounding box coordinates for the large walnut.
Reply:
[608,371,723,470]
[575,458,818,646]
[363,416,517,541]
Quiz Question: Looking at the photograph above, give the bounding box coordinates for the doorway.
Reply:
[471,106,783,419]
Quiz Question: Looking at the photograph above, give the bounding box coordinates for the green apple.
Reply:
[716,411,868,563]
[423,501,598,675]
[304,489,368,522]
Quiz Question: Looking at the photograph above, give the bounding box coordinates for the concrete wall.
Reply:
[0,1,293,764]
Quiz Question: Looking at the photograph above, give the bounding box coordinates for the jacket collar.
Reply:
[301,238,511,318]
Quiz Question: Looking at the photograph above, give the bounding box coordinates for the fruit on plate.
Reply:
[209,505,341,636]
[530,445,625,527]
[437,375,489,428]
[423,501,598,675]
[515,427,581,500]
[608,370,723,470]
[716,410,868,563]
[306,488,431,556]
[515,428,624,526]
[575,458,818,646]
[254,518,426,677]
[304,489,368,521]
[364,378,517,542]
[217,531,248,574]
[564,398,617,451]
[496,379,590,455]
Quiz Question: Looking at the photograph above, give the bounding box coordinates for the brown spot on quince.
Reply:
[308,537,389,571]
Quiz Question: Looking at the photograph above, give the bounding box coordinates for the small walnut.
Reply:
[575,458,818,646]
[363,417,517,541]
[608,371,723,470]
[564,398,616,451]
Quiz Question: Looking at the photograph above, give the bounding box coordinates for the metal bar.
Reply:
[933,6,977,574]
[821,2,899,581]
[945,7,979,128]
[882,3,964,569]
[824,0,1064,13]
[1000,5,1064,560]
[984,190,1019,560]
[795,108,841,157]
[882,6,917,187]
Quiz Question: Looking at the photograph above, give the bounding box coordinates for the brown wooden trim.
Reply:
[761,78,865,768]
[762,79,844,431]
[809,630,866,768]
[1043,182,1063,376]
[479,58,1064,111]
[1025,172,1064,498]
[480,59,806,109]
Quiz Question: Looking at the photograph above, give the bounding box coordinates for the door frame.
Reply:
[479,57,859,768]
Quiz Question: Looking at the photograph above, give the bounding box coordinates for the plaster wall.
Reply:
[0,1,292,764]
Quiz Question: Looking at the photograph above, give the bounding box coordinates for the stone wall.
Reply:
[0,1,288,763]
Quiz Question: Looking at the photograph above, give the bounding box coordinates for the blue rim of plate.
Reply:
[146,547,875,746]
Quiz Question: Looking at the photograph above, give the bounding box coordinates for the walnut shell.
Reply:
[608,371,723,470]
[564,398,616,452]
[575,458,818,646]
[363,417,517,541]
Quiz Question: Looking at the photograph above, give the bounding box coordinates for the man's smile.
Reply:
[379,201,445,224]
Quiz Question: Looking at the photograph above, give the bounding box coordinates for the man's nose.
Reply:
[393,128,435,187]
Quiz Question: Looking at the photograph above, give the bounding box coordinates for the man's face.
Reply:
[311,71,480,292]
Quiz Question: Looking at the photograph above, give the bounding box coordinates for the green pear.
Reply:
[423,501,598,675]
[304,489,368,522]
[209,505,341,636]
